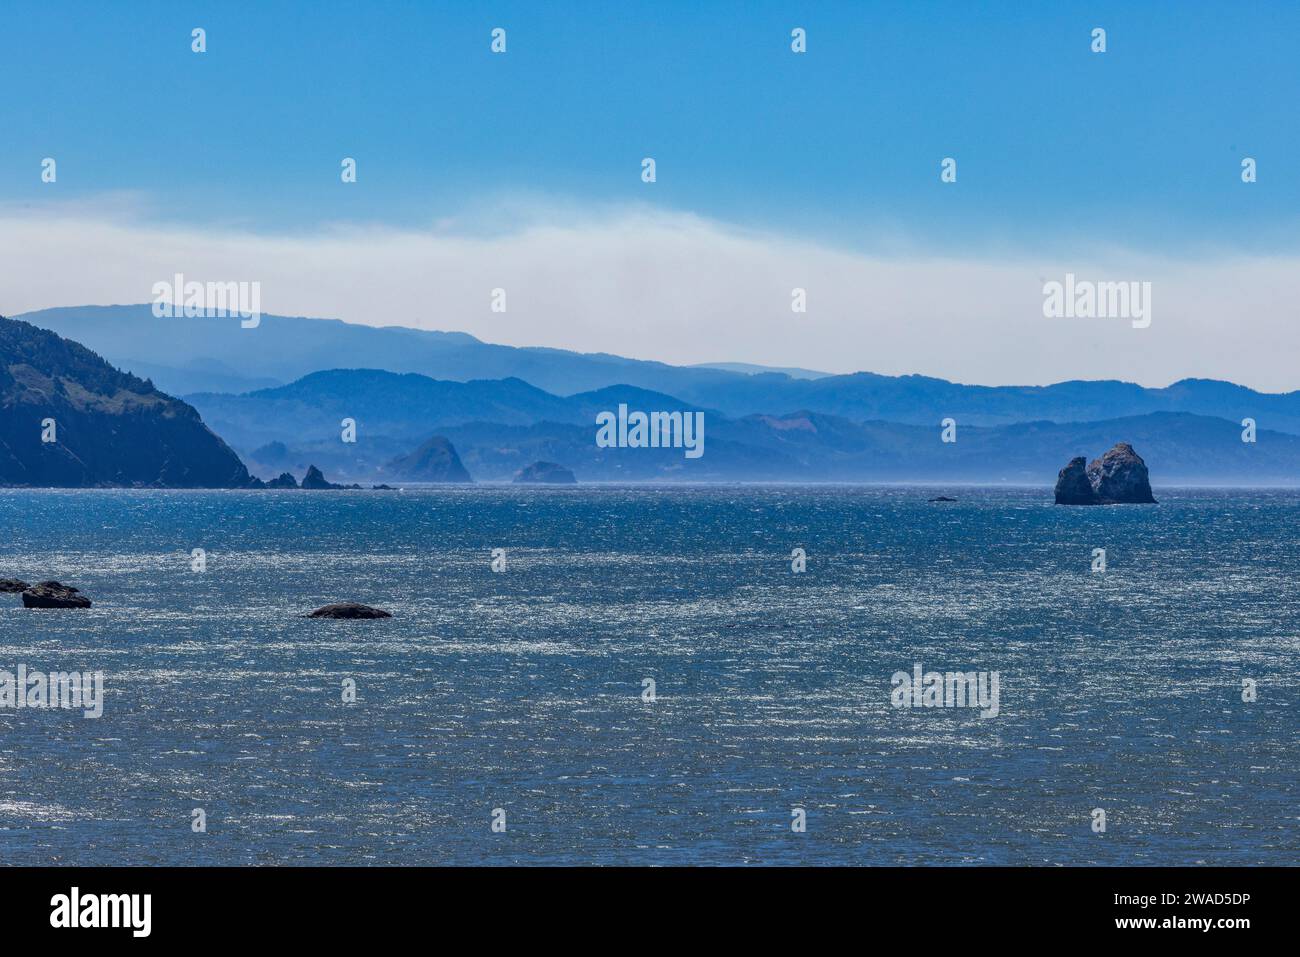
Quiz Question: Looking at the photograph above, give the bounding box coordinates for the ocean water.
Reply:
[0,486,1295,866]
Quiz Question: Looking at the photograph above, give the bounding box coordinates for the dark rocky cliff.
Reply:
[0,315,253,487]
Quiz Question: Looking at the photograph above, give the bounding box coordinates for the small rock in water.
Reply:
[0,578,30,593]
[928,495,957,502]
[307,602,392,619]
[21,581,92,609]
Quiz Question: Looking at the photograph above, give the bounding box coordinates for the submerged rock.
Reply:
[21,581,92,608]
[513,461,577,485]
[1054,444,1157,505]
[307,602,391,619]
[0,578,29,593]
[928,495,957,503]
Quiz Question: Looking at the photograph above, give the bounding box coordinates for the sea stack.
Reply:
[386,437,472,483]
[1054,443,1157,505]
[300,465,335,489]
[1054,457,1097,505]
[300,465,360,490]
[513,461,577,485]
[1087,443,1157,504]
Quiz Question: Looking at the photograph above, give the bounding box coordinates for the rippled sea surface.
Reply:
[0,486,1296,865]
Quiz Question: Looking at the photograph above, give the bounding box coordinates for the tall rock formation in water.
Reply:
[1054,443,1157,504]
[386,436,472,482]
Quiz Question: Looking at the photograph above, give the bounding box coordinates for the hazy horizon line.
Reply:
[2,198,1299,394]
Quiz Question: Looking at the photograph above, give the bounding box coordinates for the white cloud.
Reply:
[1,201,1297,391]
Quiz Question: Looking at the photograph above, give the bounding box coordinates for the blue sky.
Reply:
[3,2,1299,390]
[3,0,1296,253]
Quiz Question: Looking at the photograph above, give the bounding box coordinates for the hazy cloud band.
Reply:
[2,205,1296,391]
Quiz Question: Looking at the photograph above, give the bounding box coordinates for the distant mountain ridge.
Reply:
[192,371,576,449]
[17,304,749,400]
[9,306,1295,488]
[19,305,1300,434]
[176,366,1300,485]
[186,370,718,454]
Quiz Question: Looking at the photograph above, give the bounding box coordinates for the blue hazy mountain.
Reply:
[689,362,831,380]
[681,373,1300,435]
[19,305,1300,435]
[191,370,580,449]
[187,373,722,476]
[442,410,1300,483]
[176,367,1300,484]
[16,304,749,400]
